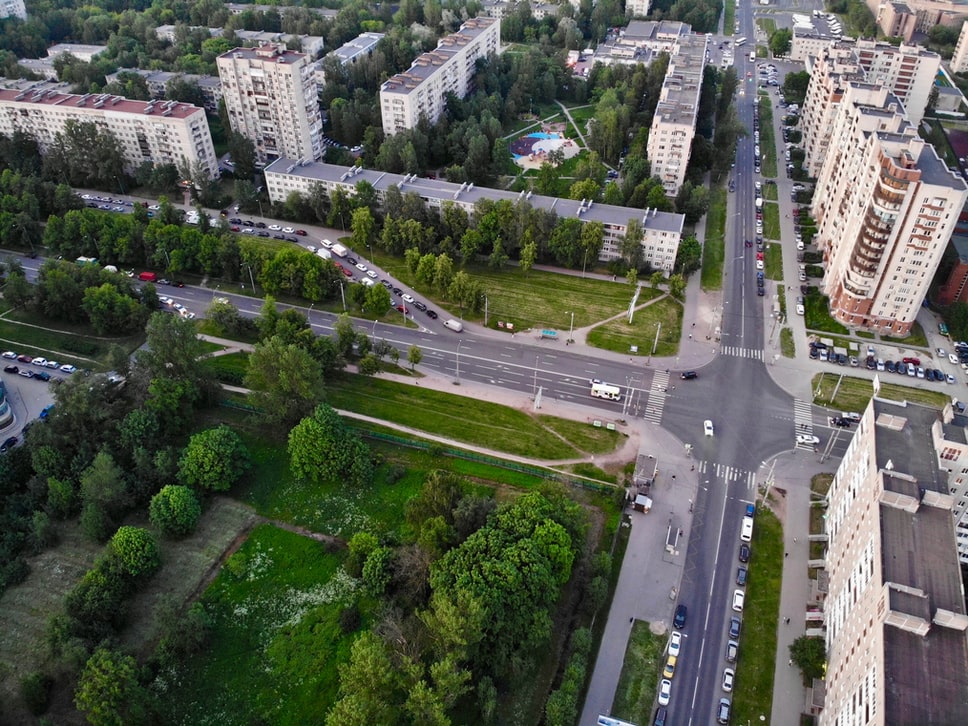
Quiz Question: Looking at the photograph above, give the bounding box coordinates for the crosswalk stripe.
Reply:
[720,345,764,360]
[701,461,757,488]
[642,370,670,424]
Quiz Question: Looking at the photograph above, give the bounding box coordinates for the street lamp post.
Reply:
[532,355,539,398]
[455,340,463,385]
[567,311,575,344]
[484,295,489,327]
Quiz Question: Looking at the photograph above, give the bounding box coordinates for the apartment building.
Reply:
[927,392,968,560]
[801,40,940,178]
[217,44,323,164]
[937,207,968,305]
[380,17,500,136]
[811,83,968,335]
[589,20,690,67]
[46,44,107,63]
[106,69,223,112]
[315,32,385,85]
[626,0,652,18]
[819,397,968,725]
[647,32,708,196]
[0,0,26,20]
[264,160,685,271]
[952,21,968,74]
[869,0,966,42]
[0,88,218,177]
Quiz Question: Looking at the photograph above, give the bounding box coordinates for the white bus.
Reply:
[591,382,622,401]
[735,37,747,46]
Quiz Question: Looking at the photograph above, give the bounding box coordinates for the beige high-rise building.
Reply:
[801,46,864,178]
[380,17,500,136]
[647,32,707,196]
[811,83,967,335]
[0,0,26,20]
[952,21,968,73]
[626,0,652,17]
[819,397,968,726]
[0,88,218,177]
[217,43,323,163]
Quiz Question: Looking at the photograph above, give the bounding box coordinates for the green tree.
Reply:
[149,485,202,537]
[365,282,392,317]
[178,425,250,492]
[288,404,373,487]
[75,647,146,726]
[404,246,422,275]
[626,268,638,288]
[408,344,423,372]
[351,207,376,251]
[789,635,826,680]
[79,452,127,542]
[362,546,394,596]
[82,284,146,335]
[433,253,454,294]
[245,336,325,426]
[325,632,401,726]
[668,273,686,299]
[650,271,665,289]
[674,235,703,275]
[769,28,792,57]
[519,237,537,277]
[109,526,160,578]
[333,312,358,358]
[135,312,211,389]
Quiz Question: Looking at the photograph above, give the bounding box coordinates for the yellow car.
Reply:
[663,655,677,679]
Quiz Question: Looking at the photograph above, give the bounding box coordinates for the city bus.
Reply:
[735,37,747,46]
[590,381,622,401]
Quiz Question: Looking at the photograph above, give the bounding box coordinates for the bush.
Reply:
[149,485,202,537]
[109,526,160,578]
[178,425,251,492]
[338,604,361,634]
[20,671,52,715]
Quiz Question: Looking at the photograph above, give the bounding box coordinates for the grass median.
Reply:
[811,373,951,411]
[702,186,727,291]
[611,621,665,725]
[763,202,781,241]
[586,295,683,357]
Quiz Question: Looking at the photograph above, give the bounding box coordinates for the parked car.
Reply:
[0,436,17,453]
[1,351,16,359]
[3,365,18,373]
[668,631,682,657]
[725,639,739,663]
[717,697,732,724]
[34,371,51,382]
[732,589,745,612]
[736,567,747,586]
[729,616,742,638]
[658,679,672,706]
[673,604,688,629]
[722,668,735,693]
[739,544,751,563]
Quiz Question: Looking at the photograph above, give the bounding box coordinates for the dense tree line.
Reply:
[646,0,723,33]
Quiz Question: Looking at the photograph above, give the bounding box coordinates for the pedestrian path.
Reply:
[642,370,670,424]
[720,345,764,360]
[696,460,758,490]
[793,398,816,450]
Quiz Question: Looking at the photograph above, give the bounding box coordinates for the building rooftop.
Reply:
[264,159,685,234]
[622,20,690,43]
[224,2,337,18]
[217,44,306,65]
[332,32,384,64]
[0,88,204,119]
[46,43,108,59]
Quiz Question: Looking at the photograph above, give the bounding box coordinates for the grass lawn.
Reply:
[883,320,928,348]
[810,373,951,411]
[611,621,665,725]
[763,202,780,241]
[586,295,683,357]
[762,183,778,201]
[201,351,250,385]
[804,294,849,335]
[732,508,782,725]
[723,2,735,34]
[780,327,795,358]
[365,248,649,332]
[324,374,626,460]
[855,330,875,339]
[158,524,357,726]
[757,17,777,35]
[765,243,783,281]
[758,97,778,178]
[702,186,727,291]
[197,319,260,344]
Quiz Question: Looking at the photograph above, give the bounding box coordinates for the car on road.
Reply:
[662,655,677,679]
[717,697,731,724]
[31,357,47,367]
[681,371,698,380]
[402,293,415,303]
[159,296,174,305]
[0,436,17,453]
[796,434,820,445]
[16,354,32,363]
[654,707,667,726]
[34,371,51,382]
[295,229,307,236]
[392,287,402,296]
[722,668,735,693]
[414,301,427,312]
[268,224,281,231]
[257,231,270,238]
[395,304,410,315]
[832,417,851,427]
[668,630,682,657]
[366,270,378,279]
[732,590,745,612]
[673,604,687,629]
[425,310,439,320]
[355,262,368,272]
[1,351,16,359]
[282,227,294,234]
[736,567,747,586]
[704,420,714,437]
[725,639,738,663]
[60,364,76,374]
[658,679,672,706]
[796,303,804,315]
[347,257,358,265]
[739,544,750,563]
[3,365,18,373]
[18,369,33,378]
[255,222,267,229]
[729,615,742,638]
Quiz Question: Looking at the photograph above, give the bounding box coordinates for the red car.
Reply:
[902,356,921,366]
[341,267,352,277]
[295,229,308,236]
[231,226,240,232]
[395,304,410,314]
[756,252,764,260]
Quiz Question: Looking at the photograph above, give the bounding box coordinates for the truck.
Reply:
[590,381,621,401]
[331,243,348,258]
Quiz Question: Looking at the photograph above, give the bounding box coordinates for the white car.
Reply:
[796,304,805,316]
[45,361,59,369]
[704,420,715,437]
[722,668,735,693]
[306,245,317,253]
[755,259,764,270]
[268,224,282,231]
[148,204,160,211]
[159,296,174,305]
[950,353,960,365]
[355,262,367,272]
[668,630,682,657]
[658,679,672,706]
[31,357,48,367]
[173,303,185,311]
[796,434,820,445]
[732,589,745,612]
[59,364,76,374]
[402,293,415,303]
[282,227,295,234]
[1,351,16,359]
[366,270,378,279]
[937,347,946,357]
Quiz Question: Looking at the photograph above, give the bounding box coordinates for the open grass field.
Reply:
[732,507,782,725]
[611,621,666,724]
[0,521,104,718]
[157,524,356,726]
[763,201,780,241]
[586,296,683,357]
[702,186,727,291]
[811,373,951,411]
[366,248,653,332]
[324,374,626,460]
[765,242,783,281]
[723,1,735,34]
[122,497,258,653]
[762,182,778,201]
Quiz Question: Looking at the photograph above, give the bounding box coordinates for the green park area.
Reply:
[586,296,683,357]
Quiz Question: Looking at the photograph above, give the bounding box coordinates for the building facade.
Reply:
[810,83,968,335]
[315,32,384,85]
[217,44,323,164]
[380,17,500,136]
[0,88,218,177]
[0,0,26,20]
[46,44,108,63]
[106,69,223,112]
[647,32,708,195]
[936,206,968,305]
[819,397,968,725]
[626,0,652,18]
[952,21,968,74]
[264,160,685,271]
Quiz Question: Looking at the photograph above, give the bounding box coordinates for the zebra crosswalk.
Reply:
[793,398,816,450]
[720,345,764,360]
[642,370,670,424]
[696,460,758,490]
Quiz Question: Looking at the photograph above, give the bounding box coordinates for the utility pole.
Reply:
[532,355,539,398]
[484,295,488,327]
[455,341,462,385]
[568,311,575,343]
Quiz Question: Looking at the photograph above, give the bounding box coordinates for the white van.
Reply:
[741,516,754,543]
[443,319,464,332]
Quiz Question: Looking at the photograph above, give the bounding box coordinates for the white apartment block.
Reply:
[811,84,968,335]
[217,44,323,164]
[380,17,500,136]
[952,21,968,74]
[929,402,968,563]
[0,0,26,20]
[0,88,218,177]
[590,20,690,67]
[647,32,708,196]
[819,397,968,726]
[46,44,108,63]
[263,160,685,271]
[801,39,940,178]
[315,32,384,85]
[626,0,652,18]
